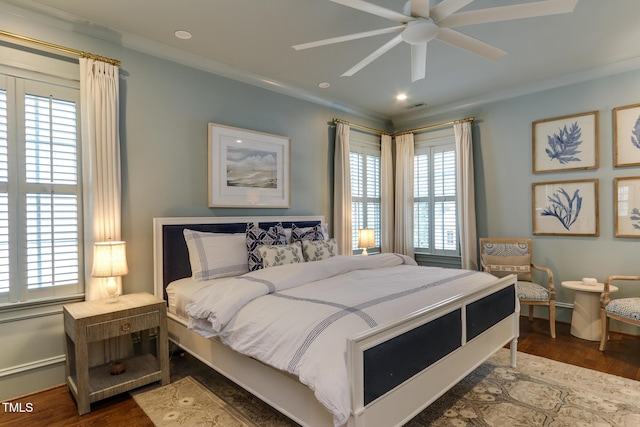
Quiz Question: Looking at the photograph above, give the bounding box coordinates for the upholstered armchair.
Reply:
[599,275,640,351]
[479,238,556,338]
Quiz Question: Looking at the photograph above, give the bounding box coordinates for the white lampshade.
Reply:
[92,241,129,278]
[358,229,375,249]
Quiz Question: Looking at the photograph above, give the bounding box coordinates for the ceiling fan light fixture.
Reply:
[401,18,438,45]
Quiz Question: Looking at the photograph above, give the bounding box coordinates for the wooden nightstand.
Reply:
[63,292,170,415]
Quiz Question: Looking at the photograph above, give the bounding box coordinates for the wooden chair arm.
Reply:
[601,275,640,308]
[531,263,555,293]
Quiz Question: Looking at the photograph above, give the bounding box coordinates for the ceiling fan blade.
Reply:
[436,28,507,61]
[411,42,427,82]
[409,0,430,18]
[328,0,412,23]
[438,0,579,28]
[342,34,403,77]
[292,25,404,50]
[430,0,474,23]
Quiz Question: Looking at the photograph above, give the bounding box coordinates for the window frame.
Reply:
[0,66,83,308]
[413,129,460,258]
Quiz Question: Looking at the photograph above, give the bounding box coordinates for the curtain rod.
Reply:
[333,116,474,137]
[0,29,121,66]
[332,118,391,136]
[394,117,475,136]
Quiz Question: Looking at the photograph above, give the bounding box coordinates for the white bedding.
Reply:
[182,254,499,426]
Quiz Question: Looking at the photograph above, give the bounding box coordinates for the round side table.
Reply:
[561,280,618,341]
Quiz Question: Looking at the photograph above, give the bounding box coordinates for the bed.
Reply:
[153,215,519,427]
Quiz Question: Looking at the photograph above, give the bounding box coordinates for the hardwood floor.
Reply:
[2,317,638,427]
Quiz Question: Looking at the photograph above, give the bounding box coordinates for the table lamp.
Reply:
[92,241,129,302]
[358,228,375,256]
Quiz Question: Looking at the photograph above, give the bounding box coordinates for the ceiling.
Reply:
[5,0,640,123]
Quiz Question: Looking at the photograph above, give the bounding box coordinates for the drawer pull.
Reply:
[121,322,131,332]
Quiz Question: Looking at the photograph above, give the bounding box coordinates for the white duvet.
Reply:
[185,254,498,426]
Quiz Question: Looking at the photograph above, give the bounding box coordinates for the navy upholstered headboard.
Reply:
[153,216,325,301]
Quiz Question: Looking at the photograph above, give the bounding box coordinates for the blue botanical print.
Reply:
[630,207,640,230]
[632,115,640,150]
[542,187,582,230]
[545,122,582,164]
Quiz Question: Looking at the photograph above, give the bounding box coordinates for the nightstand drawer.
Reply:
[86,311,160,342]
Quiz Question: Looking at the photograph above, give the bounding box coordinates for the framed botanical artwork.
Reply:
[532,179,599,236]
[613,103,640,167]
[614,176,640,237]
[208,123,290,208]
[532,111,599,173]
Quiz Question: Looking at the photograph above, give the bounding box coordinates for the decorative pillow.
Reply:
[258,242,303,268]
[246,222,286,271]
[183,230,248,281]
[291,223,324,242]
[482,254,532,281]
[302,238,338,262]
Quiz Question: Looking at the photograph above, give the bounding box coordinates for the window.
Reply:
[0,74,83,306]
[350,134,381,253]
[414,131,459,256]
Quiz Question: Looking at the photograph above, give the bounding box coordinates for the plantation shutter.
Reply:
[0,89,9,299]
[414,133,459,256]
[24,92,80,293]
[350,137,381,253]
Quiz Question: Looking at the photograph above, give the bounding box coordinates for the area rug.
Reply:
[137,349,640,426]
[132,376,259,426]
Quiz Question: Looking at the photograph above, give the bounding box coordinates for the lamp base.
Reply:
[105,294,119,303]
[361,248,369,256]
[109,361,126,375]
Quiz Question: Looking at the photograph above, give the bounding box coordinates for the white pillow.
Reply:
[302,238,338,262]
[183,229,248,281]
[258,241,304,268]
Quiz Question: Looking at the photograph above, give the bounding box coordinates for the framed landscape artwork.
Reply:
[208,123,290,208]
[532,111,599,173]
[532,179,599,236]
[614,176,640,238]
[613,103,640,167]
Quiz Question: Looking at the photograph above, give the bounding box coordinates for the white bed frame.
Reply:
[153,216,519,427]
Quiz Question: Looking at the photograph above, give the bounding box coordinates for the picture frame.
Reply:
[614,176,640,238]
[532,179,599,236]
[532,111,599,173]
[613,103,640,167]
[208,123,290,208]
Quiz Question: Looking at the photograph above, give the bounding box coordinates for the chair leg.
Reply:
[528,305,534,321]
[549,302,556,339]
[599,310,609,352]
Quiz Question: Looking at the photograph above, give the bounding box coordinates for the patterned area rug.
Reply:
[132,376,258,426]
[136,348,640,426]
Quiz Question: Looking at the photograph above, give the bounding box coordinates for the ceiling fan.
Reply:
[292,0,579,82]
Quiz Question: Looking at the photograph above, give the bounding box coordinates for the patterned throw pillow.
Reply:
[258,242,303,268]
[301,238,338,262]
[290,223,324,242]
[246,222,286,271]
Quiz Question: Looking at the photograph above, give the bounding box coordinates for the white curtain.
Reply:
[380,134,394,253]
[334,122,352,255]
[80,58,123,300]
[454,121,478,270]
[394,133,414,257]
[80,58,130,364]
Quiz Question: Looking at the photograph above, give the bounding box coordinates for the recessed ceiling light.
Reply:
[318,82,330,89]
[174,30,192,40]
[396,93,408,101]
